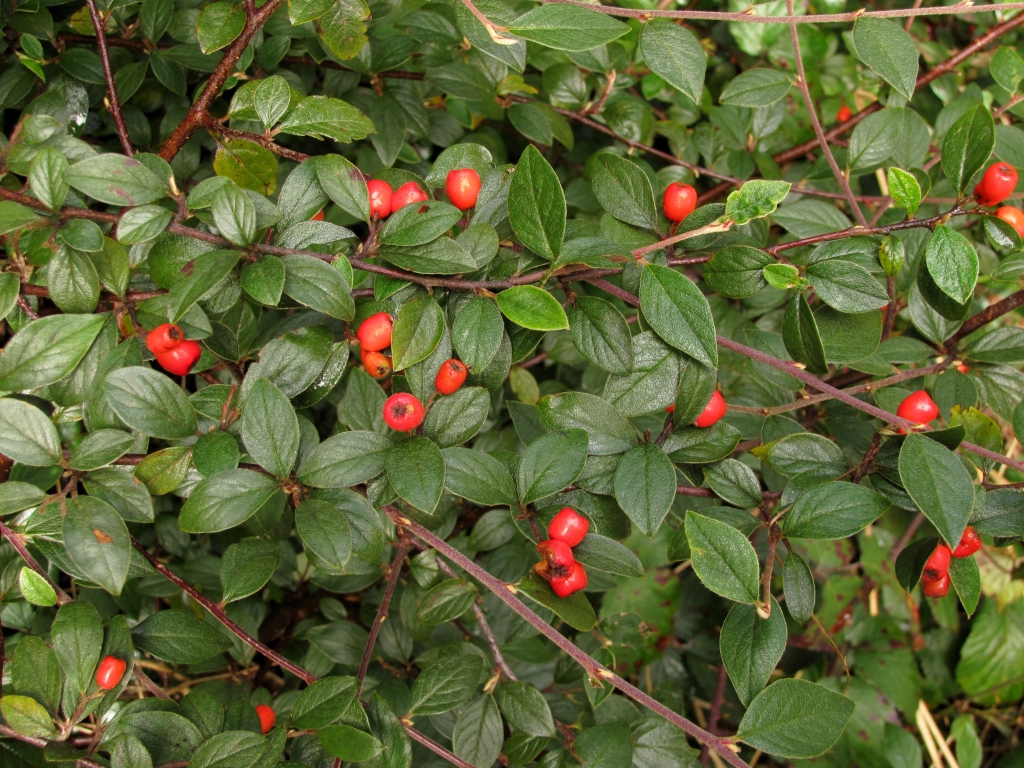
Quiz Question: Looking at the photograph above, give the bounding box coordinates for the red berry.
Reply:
[362,350,393,379]
[997,206,1024,236]
[923,543,951,581]
[434,359,467,395]
[665,404,675,413]
[382,392,424,431]
[357,312,393,352]
[548,508,589,547]
[311,209,325,221]
[146,323,183,355]
[367,180,393,219]
[95,655,126,691]
[255,704,276,734]
[551,561,587,598]
[975,163,1017,206]
[446,168,481,210]
[957,364,969,374]
[535,538,575,581]
[156,340,201,376]
[921,572,950,598]
[952,526,982,558]
[837,104,852,122]
[693,391,727,428]
[663,182,697,223]
[896,390,938,426]
[392,181,429,212]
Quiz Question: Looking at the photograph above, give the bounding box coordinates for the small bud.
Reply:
[879,235,905,277]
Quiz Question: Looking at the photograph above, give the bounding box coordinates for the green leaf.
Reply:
[104,367,198,439]
[639,264,718,367]
[189,732,269,768]
[703,246,773,299]
[848,108,902,171]
[852,17,919,100]
[887,167,922,216]
[241,256,285,307]
[537,391,636,455]
[572,533,643,577]
[517,428,589,504]
[590,154,658,230]
[949,554,981,617]
[603,333,679,417]
[48,245,100,314]
[220,537,280,602]
[18,567,56,607]
[925,225,978,305]
[211,183,256,247]
[319,725,382,762]
[215,140,279,195]
[409,655,485,715]
[117,205,173,245]
[51,602,102,704]
[318,155,371,223]
[684,511,761,603]
[737,679,854,758]
[0,314,106,391]
[497,285,569,331]
[992,46,1024,93]
[782,292,828,374]
[755,433,847,477]
[783,553,815,623]
[721,598,786,706]
[281,255,354,321]
[453,696,502,768]
[295,499,351,569]
[298,431,391,488]
[441,447,518,506]
[417,578,478,624]
[575,721,633,768]
[806,260,889,313]
[423,387,490,448]
[131,609,232,664]
[254,76,291,129]
[452,296,504,372]
[387,435,445,513]
[899,432,975,548]
[241,379,299,478]
[569,296,633,374]
[1,695,56,738]
[379,201,461,247]
[167,249,239,323]
[725,180,791,225]
[392,295,444,371]
[28,147,69,211]
[638,20,705,105]
[941,105,995,195]
[426,62,495,102]
[63,496,131,595]
[720,68,791,107]
[195,1,245,53]
[291,676,359,730]
[781,482,890,539]
[613,443,675,536]
[507,5,629,51]
[179,469,283,533]
[515,571,597,630]
[508,144,565,261]
[365,693,411,768]
[65,154,166,207]
[495,681,555,737]
[704,458,762,508]
[278,96,374,143]
[0,397,61,466]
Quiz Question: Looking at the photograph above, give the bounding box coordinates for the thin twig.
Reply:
[83,0,133,156]
[357,541,410,689]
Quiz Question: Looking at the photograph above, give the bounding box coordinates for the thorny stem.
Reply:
[386,508,752,768]
[357,540,411,689]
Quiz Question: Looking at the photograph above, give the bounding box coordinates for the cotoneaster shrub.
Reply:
[2,0,1024,766]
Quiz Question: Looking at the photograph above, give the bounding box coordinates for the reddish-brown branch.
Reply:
[158,0,287,162]
[949,288,1024,346]
[387,509,751,768]
[402,723,476,768]
[0,518,72,605]
[82,0,133,156]
[357,540,410,688]
[203,116,312,163]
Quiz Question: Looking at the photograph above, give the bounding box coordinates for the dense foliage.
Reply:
[5,0,1024,765]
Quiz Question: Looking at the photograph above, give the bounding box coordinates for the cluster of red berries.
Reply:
[535,508,590,597]
[146,323,201,376]
[895,389,939,431]
[663,182,697,223]
[665,390,728,428]
[366,168,482,220]
[922,527,982,597]
[973,163,1024,235]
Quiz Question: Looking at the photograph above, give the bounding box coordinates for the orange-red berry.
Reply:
[435,359,467,395]
[896,390,938,426]
[362,350,393,379]
[357,312,393,353]
[952,526,981,558]
[975,163,1017,207]
[694,391,727,428]
[255,704,276,734]
[921,572,950,598]
[146,323,183,355]
[392,181,429,212]
[536,539,575,581]
[367,180,393,219]
[548,508,589,548]
[551,561,587,597]
[446,169,481,210]
[382,392,424,431]
[663,182,697,223]
[837,104,852,122]
[997,205,1024,236]
[311,209,325,221]
[95,655,126,691]
[156,340,201,376]
[924,543,951,581]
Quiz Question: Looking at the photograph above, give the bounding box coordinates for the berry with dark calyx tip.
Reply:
[146,323,183,355]
[551,562,587,598]
[663,182,697,223]
[357,312,393,352]
[923,543,951,581]
[921,572,950,598]
[548,508,589,547]
[952,526,982,558]
[535,539,575,581]
[392,181,429,212]
[435,359,467,395]
[446,168,481,210]
[255,704,276,734]
[896,390,938,426]
[997,206,1024,237]
[156,340,201,376]
[362,350,392,379]
[382,392,425,431]
[95,655,127,691]
[693,391,727,428]
[975,162,1018,206]
[367,180,393,219]
[837,104,852,122]
[311,209,325,221]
